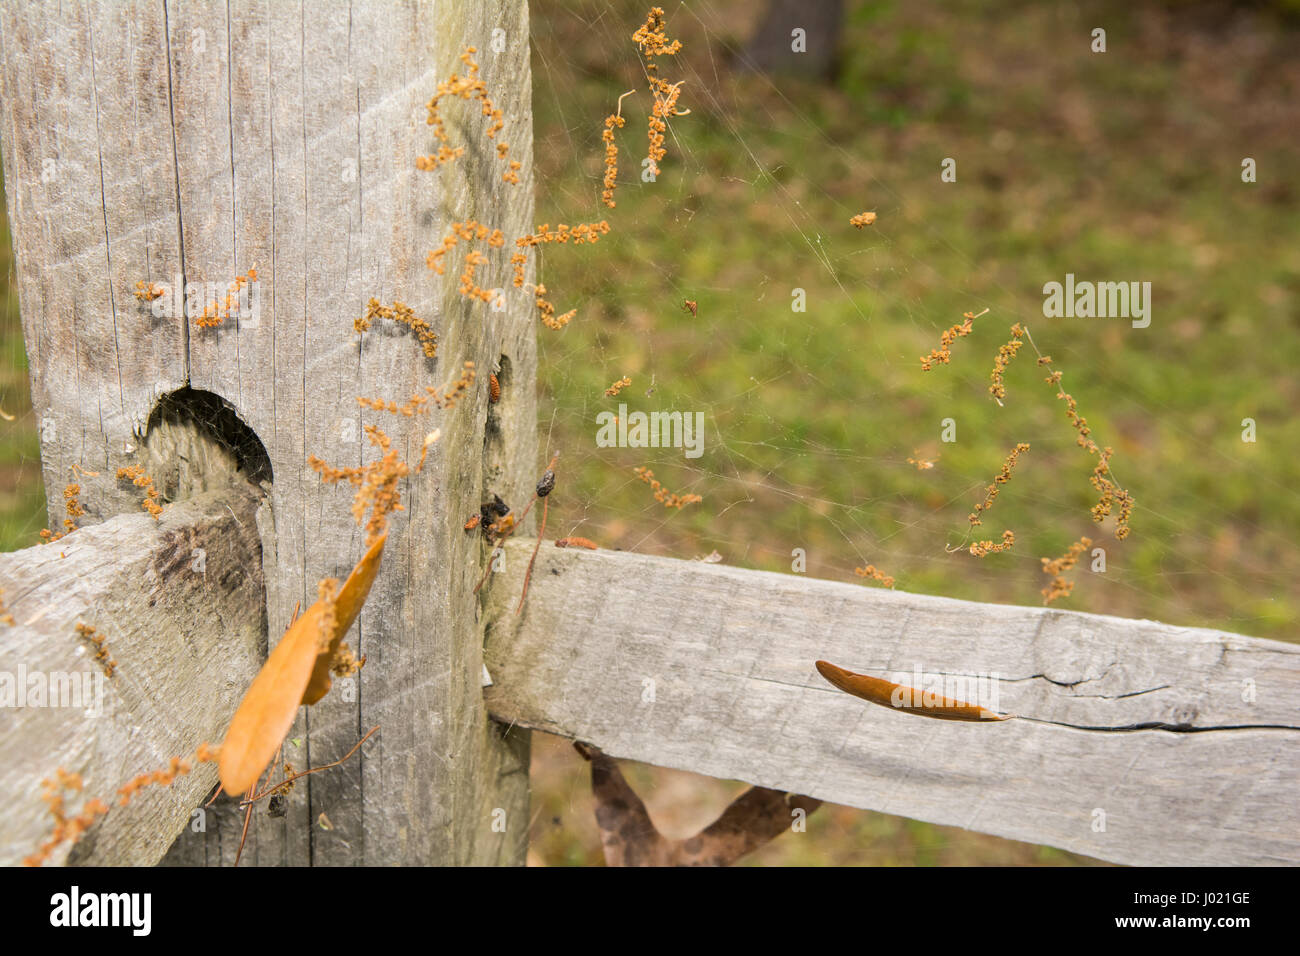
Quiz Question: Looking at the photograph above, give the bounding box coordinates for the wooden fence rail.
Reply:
[0,485,263,865]
[484,540,1300,867]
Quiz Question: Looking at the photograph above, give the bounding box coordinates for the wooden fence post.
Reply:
[0,0,536,865]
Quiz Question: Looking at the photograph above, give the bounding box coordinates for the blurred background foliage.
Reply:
[3,0,1296,865]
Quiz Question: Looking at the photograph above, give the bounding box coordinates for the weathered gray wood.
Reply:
[2,0,536,865]
[0,484,264,866]
[484,542,1300,866]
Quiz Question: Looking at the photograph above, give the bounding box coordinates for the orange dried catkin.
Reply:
[310,425,409,547]
[40,483,86,543]
[354,298,438,359]
[920,309,985,371]
[989,322,1026,402]
[25,745,218,866]
[601,93,635,208]
[195,268,258,329]
[1039,355,1134,540]
[417,47,518,183]
[510,222,612,289]
[969,443,1029,526]
[1041,536,1092,604]
[426,221,507,306]
[633,466,701,509]
[133,280,165,302]
[555,537,598,550]
[116,466,163,520]
[75,622,117,678]
[970,529,1016,557]
[534,285,576,331]
[854,564,895,588]
[316,364,474,543]
[511,222,611,328]
[633,7,685,178]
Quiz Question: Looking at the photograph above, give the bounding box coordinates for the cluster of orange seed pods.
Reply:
[75,622,117,678]
[633,7,686,178]
[39,483,85,543]
[920,309,985,371]
[116,466,162,520]
[633,466,702,509]
[853,564,895,588]
[417,47,519,184]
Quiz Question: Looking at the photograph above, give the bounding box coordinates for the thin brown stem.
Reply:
[239,726,379,808]
[515,496,548,616]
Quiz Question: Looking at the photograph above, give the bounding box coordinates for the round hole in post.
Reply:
[141,388,273,503]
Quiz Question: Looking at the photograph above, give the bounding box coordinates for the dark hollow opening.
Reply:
[144,387,273,491]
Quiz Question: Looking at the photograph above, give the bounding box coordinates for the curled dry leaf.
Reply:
[219,534,387,796]
[574,741,821,866]
[815,660,1013,722]
[302,534,387,706]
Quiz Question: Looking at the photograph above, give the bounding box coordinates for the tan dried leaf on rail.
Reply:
[815,660,1014,722]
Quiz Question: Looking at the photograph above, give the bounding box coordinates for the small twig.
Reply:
[515,496,548,616]
[245,742,285,803]
[472,547,504,595]
[234,756,274,866]
[239,726,379,807]
[616,88,636,119]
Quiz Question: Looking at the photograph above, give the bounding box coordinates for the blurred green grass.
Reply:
[0,169,46,552]
[528,1,1300,643]
[2,0,1296,865]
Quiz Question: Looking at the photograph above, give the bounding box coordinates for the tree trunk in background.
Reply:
[740,0,845,80]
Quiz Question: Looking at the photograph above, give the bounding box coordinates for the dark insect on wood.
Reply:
[480,494,510,530]
[535,469,556,498]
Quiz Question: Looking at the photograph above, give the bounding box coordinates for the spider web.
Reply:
[515,0,1300,864]
[526,0,1297,630]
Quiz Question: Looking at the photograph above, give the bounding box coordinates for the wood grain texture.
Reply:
[484,542,1300,866]
[2,0,536,865]
[0,484,264,866]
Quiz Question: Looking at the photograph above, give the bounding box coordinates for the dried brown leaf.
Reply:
[815,660,1013,722]
[574,741,821,866]
[219,535,387,795]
